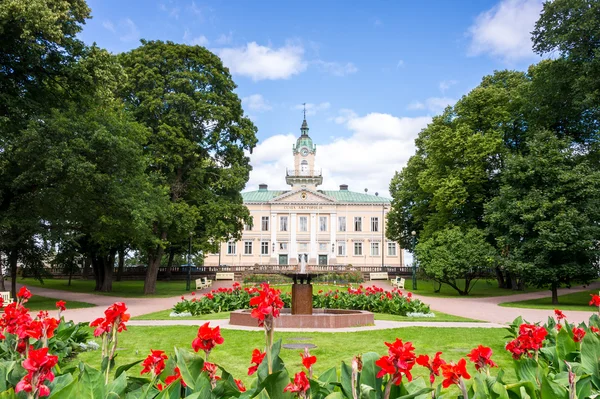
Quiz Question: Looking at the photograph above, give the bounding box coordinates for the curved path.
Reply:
[15,280,600,329]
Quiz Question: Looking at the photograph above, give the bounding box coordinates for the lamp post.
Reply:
[411,230,417,290]
[186,232,193,291]
[381,205,386,269]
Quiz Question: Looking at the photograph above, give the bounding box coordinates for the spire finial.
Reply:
[303,102,306,120]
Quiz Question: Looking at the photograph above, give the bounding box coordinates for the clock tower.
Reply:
[286,113,323,190]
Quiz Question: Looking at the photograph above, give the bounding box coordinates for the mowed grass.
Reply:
[409,279,545,298]
[24,295,96,311]
[74,326,513,385]
[18,278,192,298]
[501,289,600,311]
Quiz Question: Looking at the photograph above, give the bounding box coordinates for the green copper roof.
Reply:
[242,190,390,204]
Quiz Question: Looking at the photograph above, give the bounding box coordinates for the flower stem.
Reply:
[383,377,394,399]
[459,379,469,399]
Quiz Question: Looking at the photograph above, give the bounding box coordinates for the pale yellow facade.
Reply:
[203,118,404,267]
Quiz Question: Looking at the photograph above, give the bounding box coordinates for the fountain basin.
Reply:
[229,308,374,329]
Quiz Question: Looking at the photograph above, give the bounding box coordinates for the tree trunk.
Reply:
[551,284,559,305]
[68,264,74,286]
[510,274,519,291]
[144,232,167,295]
[0,252,6,291]
[91,250,115,292]
[116,247,125,282]
[92,255,102,291]
[9,249,18,301]
[495,267,506,289]
[82,256,92,280]
[165,247,175,281]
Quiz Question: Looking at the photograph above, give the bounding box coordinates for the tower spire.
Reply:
[300,103,309,136]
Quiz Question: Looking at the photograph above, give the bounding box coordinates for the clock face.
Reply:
[300,148,309,156]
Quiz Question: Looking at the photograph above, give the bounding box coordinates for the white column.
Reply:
[290,212,297,263]
[329,212,337,264]
[270,212,277,264]
[309,212,317,264]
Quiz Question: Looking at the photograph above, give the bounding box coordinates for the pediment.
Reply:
[269,189,336,204]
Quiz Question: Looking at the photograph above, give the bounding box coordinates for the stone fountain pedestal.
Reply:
[289,273,313,315]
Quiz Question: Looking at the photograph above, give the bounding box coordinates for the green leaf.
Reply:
[174,347,205,390]
[114,359,143,379]
[324,393,345,399]
[78,362,106,399]
[47,374,75,398]
[155,379,182,399]
[540,374,568,399]
[359,352,383,396]
[359,383,377,399]
[339,361,354,399]
[106,372,128,398]
[0,389,16,399]
[580,329,600,376]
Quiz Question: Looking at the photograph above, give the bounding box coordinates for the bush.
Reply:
[312,271,363,284]
[242,274,292,284]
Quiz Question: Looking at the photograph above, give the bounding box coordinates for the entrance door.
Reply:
[318,255,327,265]
[279,254,288,265]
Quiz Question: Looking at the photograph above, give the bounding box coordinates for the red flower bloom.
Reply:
[141,350,168,376]
[17,287,32,301]
[375,339,416,385]
[235,379,246,392]
[248,348,266,375]
[164,366,186,386]
[590,294,600,307]
[249,283,284,327]
[573,327,586,343]
[301,349,317,370]
[440,358,471,388]
[191,292,195,296]
[192,322,224,355]
[206,293,214,300]
[232,282,241,290]
[554,309,566,321]
[16,347,58,397]
[284,371,310,394]
[104,302,130,332]
[557,323,563,331]
[591,326,600,334]
[202,362,220,381]
[467,345,497,371]
[505,323,548,359]
[56,301,66,312]
[416,352,445,384]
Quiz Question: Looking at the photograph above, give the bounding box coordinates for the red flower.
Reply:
[157,383,165,391]
[248,348,266,375]
[16,347,58,397]
[591,326,599,334]
[440,358,471,388]
[141,350,168,376]
[284,371,310,394]
[301,349,317,370]
[573,327,586,343]
[0,297,3,308]
[235,379,246,392]
[104,302,130,331]
[202,362,221,381]
[554,309,566,321]
[467,345,497,371]
[375,339,416,385]
[557,323,563,331]
[249,283,284,327]
[206,293,214,300]
[191,292,196,296]
[17,287,32,301]
[165,366,186,386]
[416,352,445,384]
[56,301,66,312]
[505,323,548,359]
[233,282,241,290]
[590,294,600,307]
[192,322,224,355]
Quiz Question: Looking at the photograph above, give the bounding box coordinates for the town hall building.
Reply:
[203,117,404,267]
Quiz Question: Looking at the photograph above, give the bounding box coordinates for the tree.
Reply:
[119,41,258,295]
[414,227,495,296]
[485,130,600,304]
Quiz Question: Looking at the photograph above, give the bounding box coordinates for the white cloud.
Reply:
[191,35,209,46]
[242,94,272,112]
[119,18,140,43]
[215,31,234,45]
[294,102,331,116]
[330,108,357,124]
[246,110,431,198]
[314,60,358,77]
[217,42,307,81]
[467,0,543,61]
[439,80,458,93]
[102,21,116,33]
[425,97,456,113]
[407,101,425,110]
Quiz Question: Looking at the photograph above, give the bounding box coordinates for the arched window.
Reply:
[300,160,308,175]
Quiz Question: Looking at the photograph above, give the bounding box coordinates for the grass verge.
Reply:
[500,289,600,311]
[26,295,96,311]
[409,279,546,298]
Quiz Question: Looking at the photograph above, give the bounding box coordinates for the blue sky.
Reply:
[80,0,544,197]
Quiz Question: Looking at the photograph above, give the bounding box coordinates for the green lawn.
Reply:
[408,279,545,298]
[25,295,96,311]
[74,326,513,386]
[500,288,600,311]
[18,278,193,298]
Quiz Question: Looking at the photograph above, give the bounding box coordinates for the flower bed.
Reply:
[2,286,600,398]
[172,283,430,317]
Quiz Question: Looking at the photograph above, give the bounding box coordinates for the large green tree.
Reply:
[485,130,600,304]
[119,40,258,295]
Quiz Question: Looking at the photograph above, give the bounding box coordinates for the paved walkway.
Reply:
[15,279,600,329]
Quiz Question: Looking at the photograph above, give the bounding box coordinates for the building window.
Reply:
[279,242,288,251]
[298,243,308,251]
[261,241,269,255]
[299,216,308,232]
[244,241,253,255]
[319,216,327,232]
[354,242,362,256]
[387,242,397,256]
[261,216,269,231]
[319,243,327,251]
[354,217,362,232]
[337,241,346,256]
[371,217,379,232]
[338,216,346,232]
[371,242,380,256]
[227,241,236,255]
[244,219,253,231]
[280,216,288,232]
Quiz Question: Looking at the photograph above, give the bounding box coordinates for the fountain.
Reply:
[229,254,375,329]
